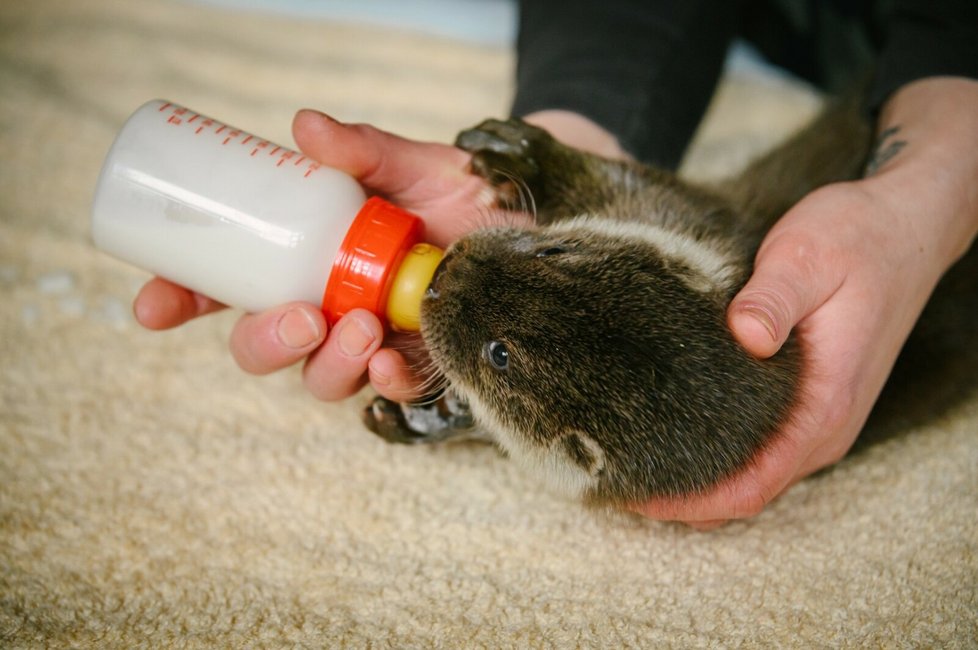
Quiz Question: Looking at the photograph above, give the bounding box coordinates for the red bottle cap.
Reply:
[322,196,424,326]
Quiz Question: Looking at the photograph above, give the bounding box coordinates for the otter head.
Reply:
[420,217,798,505]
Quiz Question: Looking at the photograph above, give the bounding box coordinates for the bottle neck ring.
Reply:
[322,196,424,327]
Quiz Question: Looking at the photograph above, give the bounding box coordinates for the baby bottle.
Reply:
[91,99,443,332]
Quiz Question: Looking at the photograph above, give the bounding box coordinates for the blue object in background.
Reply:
[190,0,518,45]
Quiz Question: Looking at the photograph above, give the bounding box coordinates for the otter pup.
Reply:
[362,99,973,507]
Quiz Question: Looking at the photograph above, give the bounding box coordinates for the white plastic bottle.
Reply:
[92,99,443,331]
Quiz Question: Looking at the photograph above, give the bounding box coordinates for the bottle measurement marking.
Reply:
[158,101,319,179]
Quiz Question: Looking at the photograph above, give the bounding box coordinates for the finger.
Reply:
[292,111,490,246]
[302,309,384,401]
[229,303,326,375]
[630,477,774,523]
[133,277,225,330]
[292,110,471,196]
[368,348,436,403]
[630,431,803,523]
[630,477,770,523]
[728,233,843,358]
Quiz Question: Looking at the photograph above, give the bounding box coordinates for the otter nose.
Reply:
[426,252,452,299]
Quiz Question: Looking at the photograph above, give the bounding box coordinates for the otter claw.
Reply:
[455,118,553,204]
[455,117,547,156]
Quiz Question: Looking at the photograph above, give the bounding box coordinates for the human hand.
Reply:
[134,110,493,402]
[632,77,978,528]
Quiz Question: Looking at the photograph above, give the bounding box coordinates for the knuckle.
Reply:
[228,335,264,376]
[732,489,769,519]
[823,445,851,468]
[229,316,283,376]
[724,469,783,520]
[301,358,362,402]
[813,386,858,436]
[301,363,333,401]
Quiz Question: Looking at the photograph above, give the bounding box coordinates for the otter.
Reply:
[362,98,978,508]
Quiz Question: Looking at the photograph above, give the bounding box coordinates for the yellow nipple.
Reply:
[386,243,444,332]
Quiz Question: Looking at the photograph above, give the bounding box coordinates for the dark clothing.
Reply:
[511,0,978,168]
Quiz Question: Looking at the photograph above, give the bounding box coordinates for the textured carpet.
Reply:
[2,0,976,647]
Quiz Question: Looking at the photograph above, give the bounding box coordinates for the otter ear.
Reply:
[562,430,606,477]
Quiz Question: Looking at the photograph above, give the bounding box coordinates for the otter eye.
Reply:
[484,340,510,371]
[536,246,566,258]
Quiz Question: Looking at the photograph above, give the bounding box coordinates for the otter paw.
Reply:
[361,393,480,445]
[362,396,423,444]
[455,118,554,210]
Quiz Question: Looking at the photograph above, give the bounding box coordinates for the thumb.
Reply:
[728,235,841,358]
[291,109,469,194]
[291,109,397,185]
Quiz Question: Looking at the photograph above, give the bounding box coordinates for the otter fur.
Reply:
[362,98,978,508]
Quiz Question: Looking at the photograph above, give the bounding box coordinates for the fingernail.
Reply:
[277,307,322,349]
[338,317,376,357]
[299,108,337,123]
[742,306,778,342]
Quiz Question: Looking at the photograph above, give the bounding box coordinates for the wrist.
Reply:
[867,77,978,266]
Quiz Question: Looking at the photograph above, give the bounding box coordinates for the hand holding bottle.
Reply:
[131,109,492,401]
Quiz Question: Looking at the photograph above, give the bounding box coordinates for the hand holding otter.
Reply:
[434,78,976,525]
[632,77,978,527]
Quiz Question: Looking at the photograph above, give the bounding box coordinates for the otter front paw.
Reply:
[455,118,554,212]
[362,393,483,445]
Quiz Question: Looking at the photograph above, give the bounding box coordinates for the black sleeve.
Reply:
[869,0,978,111]
[510,0,738,169]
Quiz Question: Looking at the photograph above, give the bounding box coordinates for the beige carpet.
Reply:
[2,1,976,646]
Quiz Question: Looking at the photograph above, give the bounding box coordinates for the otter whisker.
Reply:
[456,203,531,237]
[485,166,537,224]
[454,166,537,238]
[371,349,447,401]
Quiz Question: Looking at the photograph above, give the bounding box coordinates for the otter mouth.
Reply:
[425,251,454,300]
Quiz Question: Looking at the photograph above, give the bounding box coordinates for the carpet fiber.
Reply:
[2,1,976,646]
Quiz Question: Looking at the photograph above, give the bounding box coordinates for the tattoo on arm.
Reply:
[865,125,907,176]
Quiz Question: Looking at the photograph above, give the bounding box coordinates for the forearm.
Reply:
[863,0,978,267]
[863,77,978,270]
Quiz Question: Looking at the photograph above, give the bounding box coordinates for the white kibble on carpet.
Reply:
[36,270,76,294]
[21,304,40,326]
[58,296,86,317]
[97,296,131,326]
